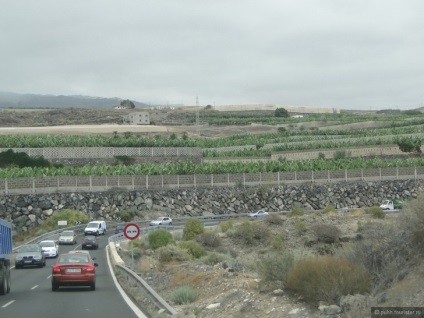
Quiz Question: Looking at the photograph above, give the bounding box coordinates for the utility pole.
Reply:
[196,95,200,136]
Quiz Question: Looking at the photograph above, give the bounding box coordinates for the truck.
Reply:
[380,199,403,210]
[0,219,12,295]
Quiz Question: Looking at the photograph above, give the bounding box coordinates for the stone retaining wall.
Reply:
[1,179,421,232]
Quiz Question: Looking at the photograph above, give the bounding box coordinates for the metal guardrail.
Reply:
[114,264,177,316]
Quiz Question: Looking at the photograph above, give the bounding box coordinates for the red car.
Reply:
[51,252,98,291]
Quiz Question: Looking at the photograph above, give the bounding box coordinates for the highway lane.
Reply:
[0,233,144,318]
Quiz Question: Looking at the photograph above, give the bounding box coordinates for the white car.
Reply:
[249,210,269,219]
[40,240,59,258]
[149,217,173,226]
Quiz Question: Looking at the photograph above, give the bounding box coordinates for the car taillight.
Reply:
[86,265,95,272]
[52,265,61,273]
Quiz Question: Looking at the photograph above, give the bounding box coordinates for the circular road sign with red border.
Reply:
[123,223,140,240]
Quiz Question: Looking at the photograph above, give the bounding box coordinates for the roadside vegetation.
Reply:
[120,194,424,315]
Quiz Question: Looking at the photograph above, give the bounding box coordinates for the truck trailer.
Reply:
[0,219,12,295]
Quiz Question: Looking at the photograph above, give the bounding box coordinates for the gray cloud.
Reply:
[1,0,424,109]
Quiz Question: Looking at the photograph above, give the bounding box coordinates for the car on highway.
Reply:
[40,240,59,258]
[58,230,77,245]
[81,236,98,250]
[14,244,46,269]
[149,216,173,226]
[249,210,269,219]
[51,252,98,291]
[114,225,124,234]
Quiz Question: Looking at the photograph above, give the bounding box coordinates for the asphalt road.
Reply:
[0,233,144,318]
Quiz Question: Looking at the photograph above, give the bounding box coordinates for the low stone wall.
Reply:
[0,179,421,232]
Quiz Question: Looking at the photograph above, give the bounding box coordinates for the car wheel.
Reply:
[52,282,59,291]
[90,282,95,291]
[0,266,7,295]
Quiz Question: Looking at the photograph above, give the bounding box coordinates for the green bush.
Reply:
[270,233,286,251]
[0,149,52,168]
[156,245,190,263]
[230,221,270,245]
[288,204,304,217]
[333,150,347,159]
[256,252,294,286]
[148,229,175,250]
[183,219,204,240]
[366,206,385,219]
[310,224,341,243]
[195,231,221,248]
[286,256,371,304]
[294,220,307,234]
[115,208,139,222]
[219,220,234,232]
[42,209,88,231]
[113,155,135,165]
[171,285,198,305]
[178,241,207,259]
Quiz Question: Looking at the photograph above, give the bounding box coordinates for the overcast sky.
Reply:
[1,1,424,110]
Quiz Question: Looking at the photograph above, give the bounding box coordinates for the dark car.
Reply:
[14,244,46,269]
[81,236,98,250]
[51,252,98,291]
[114,225,124,234]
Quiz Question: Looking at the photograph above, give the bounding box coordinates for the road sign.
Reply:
[123,223,140,240]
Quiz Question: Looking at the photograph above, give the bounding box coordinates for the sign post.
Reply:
[123,223,140,268]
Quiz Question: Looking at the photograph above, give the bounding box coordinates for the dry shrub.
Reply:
[219,220,234,232]
[366,206,385,219]
[256,251,294,287]
[156,245,190,263]
[264,213,283,225]
[349,208,365,216]
[286,256,371,304]
[230,220,270,245]
[195,231,221,248]
[337,221,411,291]
[310,224,341,243]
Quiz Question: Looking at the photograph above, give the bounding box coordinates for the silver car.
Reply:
[40,240,59,258]
[58,230,77,245]
[149,217,173,226]
[15,244,46,268]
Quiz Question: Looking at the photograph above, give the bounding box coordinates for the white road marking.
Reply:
[47,275,52,279]
[2,300,15,308]
[31,285,38,290]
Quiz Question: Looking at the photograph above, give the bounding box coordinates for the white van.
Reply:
[84,221,107,236]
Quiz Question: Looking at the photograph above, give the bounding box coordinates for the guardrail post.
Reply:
[396,167,398,179]
[415,166,417,179]
[105,176,108,191]
[194,175,196,189]
[295,171,297,182]
[277,172,280,185]
[76,176,78,191]
[211,174,213,187]
[327,170,330,182]
[379,168,382,180]
[361,169,364,181]
[345,169,347,182]
[90,175,92,191]
[311,171,314,183]
[132,175,134,190]
[178,175,180,188]
[146,175,149,189]
[161,175,164,189]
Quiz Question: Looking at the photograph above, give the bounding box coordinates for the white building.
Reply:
[123,112,150,125]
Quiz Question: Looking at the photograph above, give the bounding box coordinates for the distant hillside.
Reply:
[0,91,149,109]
